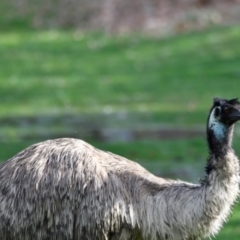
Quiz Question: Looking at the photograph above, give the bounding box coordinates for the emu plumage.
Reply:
[0,98,239,240]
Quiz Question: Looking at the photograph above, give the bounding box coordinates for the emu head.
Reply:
[208,97,240,142]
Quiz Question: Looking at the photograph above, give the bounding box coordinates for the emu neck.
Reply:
[205,113,236,176]
[207,124,234,157]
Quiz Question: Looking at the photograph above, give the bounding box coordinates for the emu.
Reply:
[0,98,239,240]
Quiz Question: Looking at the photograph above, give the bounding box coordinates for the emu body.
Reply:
[0,98,239,240]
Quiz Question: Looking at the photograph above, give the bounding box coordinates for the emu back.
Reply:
[0,138,146,240]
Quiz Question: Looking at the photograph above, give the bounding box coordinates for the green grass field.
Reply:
[1,27,240,118]
[1,25,240,238]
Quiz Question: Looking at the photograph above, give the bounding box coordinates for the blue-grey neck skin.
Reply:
[208,108,226,140]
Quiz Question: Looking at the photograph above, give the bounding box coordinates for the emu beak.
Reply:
[228,108,240,122]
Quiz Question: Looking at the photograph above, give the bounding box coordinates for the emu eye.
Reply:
[224,107,231,114]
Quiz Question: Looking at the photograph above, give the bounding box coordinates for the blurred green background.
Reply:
[1,0,240,239]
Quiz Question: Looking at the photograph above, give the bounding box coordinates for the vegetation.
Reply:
[1,25,240,238]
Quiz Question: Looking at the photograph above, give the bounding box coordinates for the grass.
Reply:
[1,25,240,239]
[0,26,240,122]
